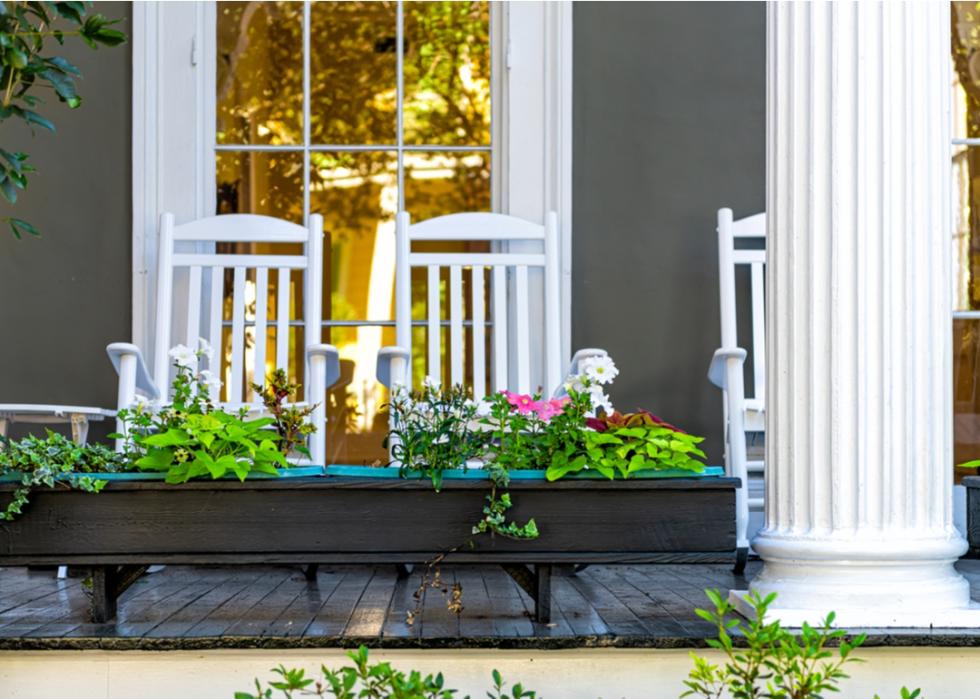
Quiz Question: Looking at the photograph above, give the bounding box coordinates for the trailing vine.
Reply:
[0,431,122,520]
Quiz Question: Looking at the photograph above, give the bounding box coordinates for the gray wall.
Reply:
[0,3,131,431]
[572,1,765,462]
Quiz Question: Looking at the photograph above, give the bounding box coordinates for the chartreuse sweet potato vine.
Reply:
[0,1,126,237]
[114,340,306,484]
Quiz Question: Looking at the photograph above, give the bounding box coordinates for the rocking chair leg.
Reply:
[303,564,319,581]
[733,547,749,576]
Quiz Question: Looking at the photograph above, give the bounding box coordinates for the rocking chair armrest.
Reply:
[377,346,411,390]
[306,343,341,389]
[552,348,609,397]
[106,343,160,401]
[707,347,748,389]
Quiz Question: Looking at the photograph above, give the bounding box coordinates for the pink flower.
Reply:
[535,396,570,422]
[503,390,537,415]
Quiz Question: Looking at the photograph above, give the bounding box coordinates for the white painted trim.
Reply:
[131,1,159,353]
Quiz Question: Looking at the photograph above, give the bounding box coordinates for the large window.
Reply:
[213,1,492,463]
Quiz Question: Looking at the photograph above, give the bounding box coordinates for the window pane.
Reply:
[403,150,491,218]
[953,2,980,311]
[403,1,491,146]
[217,150,305,222]
[217,2,304,145]
[310,151,398,321]
[310,1,398,145]
[955,319,980,479]
[326,324,394,465]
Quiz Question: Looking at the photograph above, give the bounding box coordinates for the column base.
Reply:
[732,529,976,627]
[729,590,980,628]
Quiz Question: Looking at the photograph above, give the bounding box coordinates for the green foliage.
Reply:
[0,430,122,519]
[236,645,535,699]
[252,368,317,458]
[0,1,125,237]
[116,344,294,484]
[481,389,592,475]
[386,379,491,490]
[471,465,538,540]
[683,589,920,699]
[547,422,706,481]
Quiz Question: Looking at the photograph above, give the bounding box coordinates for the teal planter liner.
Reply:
[324,464,724,480]
[0,465,326,483]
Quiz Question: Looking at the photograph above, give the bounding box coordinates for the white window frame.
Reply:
[132,0,573,374]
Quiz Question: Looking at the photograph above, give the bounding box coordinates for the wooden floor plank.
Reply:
[185,569,290,638]
[343,567,398,638]
[420,566,460,639]
[265,568,348,638]
[302,566,374,638]
[454,567,496,638]
[479,566,534,638]
[380,567,422,640]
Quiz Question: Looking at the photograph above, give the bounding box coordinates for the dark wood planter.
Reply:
[0,475,738,623]
[962,476,980,557]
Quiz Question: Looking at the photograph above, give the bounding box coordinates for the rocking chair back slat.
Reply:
[185,266,202,352]
[393,211,562,397]
[253,267,268,390]
[276,268,291,373]
[208,266,224,373]
[449,265,464,386]
[427,265,441,381]
[492,265,508,392]
[229,267,247,403]
[514,264,531,394]
[471,266,486,400]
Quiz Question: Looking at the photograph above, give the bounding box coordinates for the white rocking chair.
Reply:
[107,213,341,465]
[707,207,766,574]
[377,210,606,425]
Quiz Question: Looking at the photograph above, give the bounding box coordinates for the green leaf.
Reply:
[142,429,192,447]
[0,176,17,203]
[21,108,54,131]
[39,67,79,107]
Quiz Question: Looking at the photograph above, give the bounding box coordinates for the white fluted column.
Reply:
[732,1,980,627]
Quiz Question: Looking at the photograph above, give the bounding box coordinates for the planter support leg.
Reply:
[90,565,148,623]
[303,564,319,581]
[501,564,553,624]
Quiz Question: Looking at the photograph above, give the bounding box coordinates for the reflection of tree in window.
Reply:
[952,2,980,476]
[214,1,492,464]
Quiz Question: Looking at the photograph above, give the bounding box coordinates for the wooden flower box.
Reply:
[0,472,738,623]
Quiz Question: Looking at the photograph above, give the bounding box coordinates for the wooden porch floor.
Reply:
[3,561,980,649]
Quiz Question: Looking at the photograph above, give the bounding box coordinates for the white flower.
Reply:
[168,343,197,369]
[132,394,158,411]
[198,337,214,361]
[199,369,222,399]
[422,376,441,392]
[581,355,619,386]
[564,374,587,394]
[587,384,613,416]
[474,398,493,417]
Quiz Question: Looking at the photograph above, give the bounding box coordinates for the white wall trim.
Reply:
[131,1,159,352]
